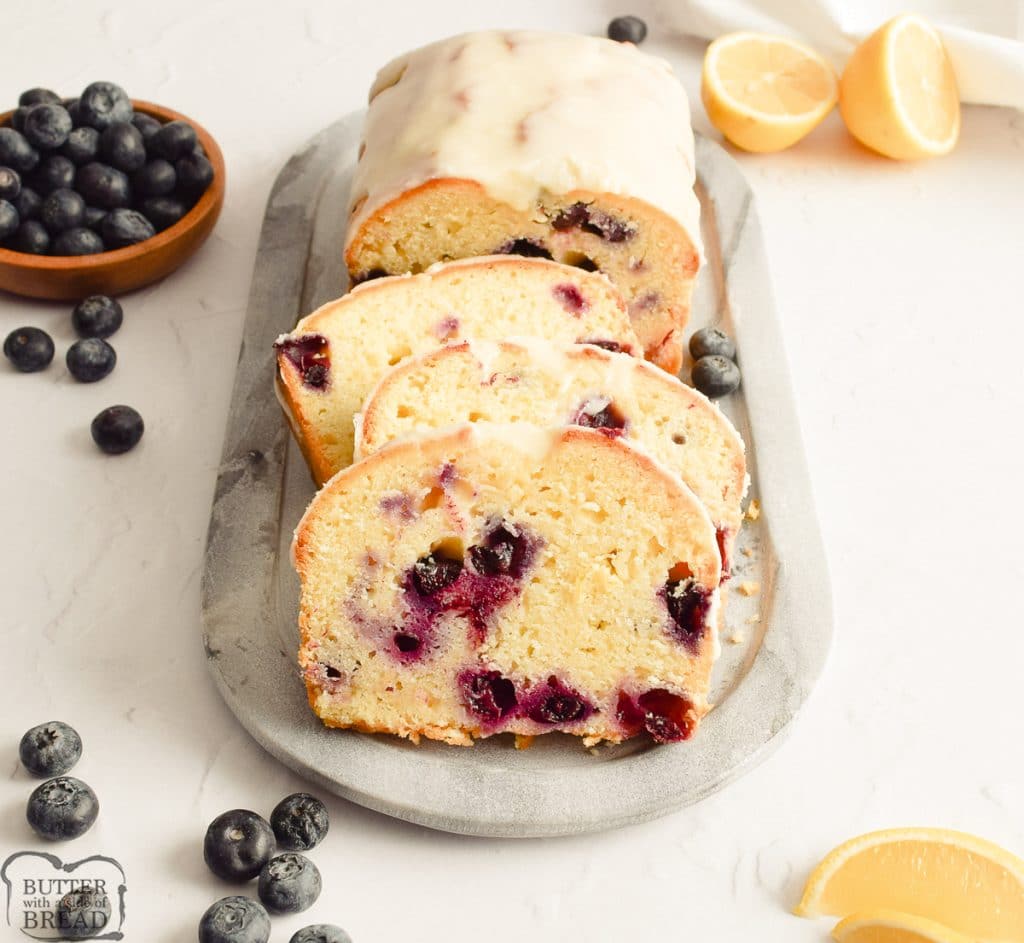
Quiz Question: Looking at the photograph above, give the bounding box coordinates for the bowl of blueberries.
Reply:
[0,81,225,300]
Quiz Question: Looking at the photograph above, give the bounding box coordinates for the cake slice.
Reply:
[345,30,702,373]
[357,339,748,577]
[294,424,722,747]
[274,255,638,481]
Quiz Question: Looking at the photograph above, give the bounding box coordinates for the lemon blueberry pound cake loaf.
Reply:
[274,255,638,482]
[294,424,722,746]
[344,30,703,374]
[358,340,747,576]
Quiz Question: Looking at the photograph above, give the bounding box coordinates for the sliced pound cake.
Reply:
[294,424,722,747]
[345,30,702,373]
[274,255,638,481]
[357,340,748,578]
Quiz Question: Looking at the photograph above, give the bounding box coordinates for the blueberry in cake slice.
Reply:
[344,30,703,373]
[357,339,747,576]
[274,255,638,481]
[293,424,722,746]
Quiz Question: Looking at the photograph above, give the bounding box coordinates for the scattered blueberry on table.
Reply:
[26,776,99,840]
[67,337,117,383]
[689,326,737,361]
[290,926,353,943]
[19,721,83,776]
[0,80,214,256]
[56,885,111,940]
[257,853,322,914]
[91,405,144,454]
[692,354,742,398]
[607,15,647,44]
[204,809,277,882]
[4,326,55,372]
[271,792,330,851]
[72,294,123,338]
[198,896,271,943]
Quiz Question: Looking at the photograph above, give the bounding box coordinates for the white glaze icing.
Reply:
[347,30,702,257]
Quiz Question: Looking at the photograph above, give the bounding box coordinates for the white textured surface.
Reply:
[1,1,1023,941]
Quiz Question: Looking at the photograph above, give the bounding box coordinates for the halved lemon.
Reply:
[839,14,960,159]
[701,32,838,153]
[796,827,1024,942]
[832,910,976,943]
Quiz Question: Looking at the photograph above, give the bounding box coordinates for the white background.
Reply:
[2,1,1023,940]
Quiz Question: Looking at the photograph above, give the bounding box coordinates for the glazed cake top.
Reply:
[346,30,702,256]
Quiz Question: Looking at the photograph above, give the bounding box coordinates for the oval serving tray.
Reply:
[201,112,833,838]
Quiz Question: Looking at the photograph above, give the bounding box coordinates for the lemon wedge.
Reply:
[839,14,960,159]
[701,31,838,153]
[831,910,977,943]
[796,827,1024,942]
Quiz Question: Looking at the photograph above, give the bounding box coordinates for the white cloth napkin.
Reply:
[657,0,1024,109]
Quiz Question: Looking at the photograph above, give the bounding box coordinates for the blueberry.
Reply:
[67,338,116,383]
[150,119,197,160]
[91,405,144,454]
[0,128,39,173]
[98,121,146,172]
[41,188,86,233]
[84,206,107,229]
[607,15,648,43]
[66,98,84,127]
[691,354,741,398]
[19,87,61,107]
[458,669,518,723]
[78,81,133,131]
[411,551,463,596]
[19,722,83,776]
[76,162,131,209]
[73,295,123,338]
[53,227,105,255]
[0,199,18,240]
[101,208,155,248]
[131,111,162,141]
[290,926,353,943]
[56,885,111,939]
[0,166,21,200]
[33,154,76,194]
[257,853,322,914]
[688,327,736,361]
[133,158,176,197]
[141,195,187,231]
[4,326,54,372]
[496,237,552,259]
[26,776,99,840]
[204,809,276,882]
[664,578,711,648]
[61,126,101,165]
[270,794,329,852]
[198,897,270,943]
[11,106,31,133]
[175,151,213,198]
[13,185,41,219]
[10,220,50,254]
[23,104,73,150]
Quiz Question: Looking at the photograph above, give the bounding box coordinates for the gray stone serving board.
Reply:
[201,112,834,838]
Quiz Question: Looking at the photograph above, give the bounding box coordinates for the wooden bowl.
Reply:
[0,100,225,301]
